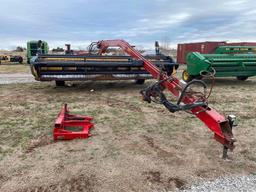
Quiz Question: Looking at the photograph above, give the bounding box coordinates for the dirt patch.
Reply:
[25,135,52,153]
[16,174,96,192]
[168,177,186,189]
[142,135,174,158]
[144,171,162,183]
[143,171,186,190]
[142,135,155,148]
[106,98,142,112]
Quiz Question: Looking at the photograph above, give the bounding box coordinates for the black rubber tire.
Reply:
[135,79,145,85]
[55,80,65,86]
[164,65,173,76]
[236,76,248,81]
[18,57,23,64]
[182,70,194,82]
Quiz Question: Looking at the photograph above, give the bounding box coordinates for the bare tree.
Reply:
[52,47,64,52]
[14,46,26,52]
[160,36,171,50]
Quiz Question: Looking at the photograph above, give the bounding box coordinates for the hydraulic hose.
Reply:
[177,80,207,105]
[140,78,207,113]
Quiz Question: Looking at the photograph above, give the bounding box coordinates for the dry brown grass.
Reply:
[0,73,256,191]
[0,64,30,74]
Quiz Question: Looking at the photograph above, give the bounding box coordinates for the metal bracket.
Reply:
[222,115,237,159]
[53,104,94,140]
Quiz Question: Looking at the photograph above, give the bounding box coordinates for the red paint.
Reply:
[177,41,226,64]
[97,39,234,150]
[53,104,94,140]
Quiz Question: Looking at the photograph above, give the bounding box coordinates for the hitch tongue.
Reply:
[223,146,229,160]
[228,114,238,127]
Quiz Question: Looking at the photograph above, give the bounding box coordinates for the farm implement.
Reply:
[177,41,256,64]
[0,54,23,64]
[53,104,94,140]
[93,40,236,159]
[177,41,256,82]
[30,41,178,86]
[214,46,256,54]
[32,39,236,158]
[182,52,256,82]
[27,40,49,64]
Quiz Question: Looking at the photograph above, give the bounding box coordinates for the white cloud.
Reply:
[0,0,256,49]
[111,12,190,38]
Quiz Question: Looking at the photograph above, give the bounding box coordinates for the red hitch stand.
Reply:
[53,104,94,140]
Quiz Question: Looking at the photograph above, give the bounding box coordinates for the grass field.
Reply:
[0,64,30,74]
[0,68,256,191]
[0,51,29,74]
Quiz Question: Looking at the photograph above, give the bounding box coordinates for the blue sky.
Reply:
[0,0,256,50]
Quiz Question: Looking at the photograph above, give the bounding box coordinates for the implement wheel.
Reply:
[182,70,194,82]
[18,57,23,64]
[55,80,65,86]
[135,79,145,85]
[236,76,248,81]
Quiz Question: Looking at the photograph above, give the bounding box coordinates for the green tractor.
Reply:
[27,40,49,64]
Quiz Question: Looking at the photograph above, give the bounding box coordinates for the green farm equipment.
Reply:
[177,42,256,64]
[182,52,256,82]
[27,40,49,64]
[0,54,23,64]
[214,46,256,54]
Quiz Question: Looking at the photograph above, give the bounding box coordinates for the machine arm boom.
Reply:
[97,39,236,154]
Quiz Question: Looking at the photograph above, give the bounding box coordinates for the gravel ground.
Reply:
[181,175,256,192]
[0,73,36,84]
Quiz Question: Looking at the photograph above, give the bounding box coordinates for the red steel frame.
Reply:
[53,104,94,140]
[97,40,235,150]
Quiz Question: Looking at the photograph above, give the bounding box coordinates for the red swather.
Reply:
[53,104,94,140]
[97,40,235,152]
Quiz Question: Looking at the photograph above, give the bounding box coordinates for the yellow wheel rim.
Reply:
[183,70,189,81]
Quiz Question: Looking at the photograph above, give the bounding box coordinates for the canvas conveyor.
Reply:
[31,54,178,83]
